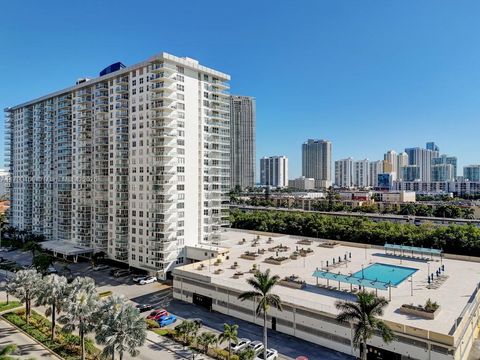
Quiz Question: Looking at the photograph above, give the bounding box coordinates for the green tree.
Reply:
[238,347,256,360]
[95,295,147,360]
[238,269,282,360]
[336,291,394,360]
[23,241,42,260]
[7,269,41,324]
[59,277,99,360]
[217,323,238,360]
[36,274,69,340]
[174,320,200,346]
[32,253,54,274]
[196,332,217,354]
[0,344,17,360]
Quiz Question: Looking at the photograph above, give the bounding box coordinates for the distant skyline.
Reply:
[2,0,480,179]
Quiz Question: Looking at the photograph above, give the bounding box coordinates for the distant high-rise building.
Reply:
[353,159,369,188]
[230,95,256,189]
[464,165,480,182]
[260,156,288,188]
[397,152,409,180]
[426,141,439,152]
[368,160,384,187]
[431,164,455,182]
[302,139,332,188]
[288,176,315,190]
[404,146,439,182]
[402,165,421,181]
[335,158,353,188]
[384,150,398,180]
[432,155,457,179]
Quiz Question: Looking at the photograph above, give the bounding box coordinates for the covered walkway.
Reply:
[41,240,94,262]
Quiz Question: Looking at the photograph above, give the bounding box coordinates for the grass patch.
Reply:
[0,301,22,312]
[98,290,112,298]
[3,309,100,360]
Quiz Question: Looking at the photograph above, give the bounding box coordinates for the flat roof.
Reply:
[175,229,480,336]
[41,240,94,256]
[6,52,230,111]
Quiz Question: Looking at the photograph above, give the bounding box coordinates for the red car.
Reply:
[146,309,168,321]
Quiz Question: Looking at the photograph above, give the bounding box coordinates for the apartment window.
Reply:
[176,84,184,91]
[176,66,184,74]
[177,103,185,110]
[139,78,144,84]
[177,93,184,100]
[132,80,136,86]
[176,75,184,82]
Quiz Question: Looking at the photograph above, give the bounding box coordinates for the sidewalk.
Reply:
[146,330,214,360]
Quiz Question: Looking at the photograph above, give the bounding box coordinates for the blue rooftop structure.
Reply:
[384,243,443,258]
[312,270,392,290]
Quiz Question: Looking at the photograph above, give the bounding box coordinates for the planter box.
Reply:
[399,305,440,319]
[297,240,313,245]
[279,280,306,289]
[233,273,244,279]
[318,242,340,248]
[241,254,258,260]
[214,269,224,274]
[300,251,314,257]
[264,258,290,265]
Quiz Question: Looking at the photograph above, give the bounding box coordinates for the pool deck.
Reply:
[193,229,480,335]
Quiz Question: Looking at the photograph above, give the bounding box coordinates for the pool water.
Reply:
[352,263,417,286]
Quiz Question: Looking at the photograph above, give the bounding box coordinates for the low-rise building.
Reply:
[381,191,416,203]
[174,229,480,360]
[288,176,315,190]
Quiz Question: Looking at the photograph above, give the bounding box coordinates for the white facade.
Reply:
[335,158,353,188]
[5,52,230,278]
[394,180,480,195]
[404,147,439,182]
[464,165,480,182]
[260,156,288,188]
[302,139,332,188]
[384,150,398,181]
[397,152,409,180]
[353,159,369,188]
[368,160,384,187]
[288,176,315,190]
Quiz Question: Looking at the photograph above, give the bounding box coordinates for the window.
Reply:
[176,84,184,91]
[176,66,184,74]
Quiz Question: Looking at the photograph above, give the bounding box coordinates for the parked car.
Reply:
[249,341,265,355]
[113,269,130,278]
[93,264,109,271]
[187,318,203,327]
[46,266,57,274]
[231,338,251,353]
[136,304,153,313]
[158,315,177,327]
[146,309,168,321]
[132,275,148,282]
[109,268,120,276]
[255,349,278,360]
[139,276,157,285]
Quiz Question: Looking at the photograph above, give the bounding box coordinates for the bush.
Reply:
[145,319,160,329]
[0,301,22,312]
[3,309,99,360]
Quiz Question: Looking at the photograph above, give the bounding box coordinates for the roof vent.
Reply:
[76,78,91,85]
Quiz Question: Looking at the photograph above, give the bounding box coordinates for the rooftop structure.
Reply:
[174,229,480,360]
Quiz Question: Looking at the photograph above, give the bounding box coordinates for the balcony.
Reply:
[150,73,176,83]
[151,62,176,73]
[211,79,229,89]
[115,85,129,94]
[116,76,129,85]
[151,82,176,93]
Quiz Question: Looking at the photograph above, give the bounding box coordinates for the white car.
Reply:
[231,338,251,353]
[139,276,157,285]
[132,275,148,282]
[255,348,278,360]
[248,341,264,354]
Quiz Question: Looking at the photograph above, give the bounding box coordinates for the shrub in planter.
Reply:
[146,319,160,329]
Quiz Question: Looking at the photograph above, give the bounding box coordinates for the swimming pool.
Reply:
[352,263,418,286]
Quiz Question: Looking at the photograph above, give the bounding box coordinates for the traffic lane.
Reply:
[166,300,353,360]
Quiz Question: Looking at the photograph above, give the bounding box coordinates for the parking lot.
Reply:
[0,249,353,360]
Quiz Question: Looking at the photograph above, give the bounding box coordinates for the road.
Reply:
[0,318,58,359]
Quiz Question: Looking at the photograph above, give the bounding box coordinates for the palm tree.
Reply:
[7,269,42,324]
[174,320,199,346]
[95,295,147,360]
[196,332,216,354]
[0,344,17,360]
[217,323,238,360]
[59,277,99,360]
[238,269,282,360]
[36,274,69,340]
[23,240,42,259]
[336,291,394,360]
[238,347,256,360]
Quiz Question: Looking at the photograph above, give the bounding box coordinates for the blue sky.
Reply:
[1,0,480,178]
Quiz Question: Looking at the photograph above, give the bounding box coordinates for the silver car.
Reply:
[231,338,251,353]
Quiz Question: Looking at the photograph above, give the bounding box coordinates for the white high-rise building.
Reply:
[368,160,384,187]
[230,95,255,189]
[5,52,231,279]
[335,158,353,188]
[353,159,369,188]
[384,150,398,180]
[302,139,332,189]
[397,152,409,180]
[404,146,439,182]
[260,156,288,188]
[464,165,480,182]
